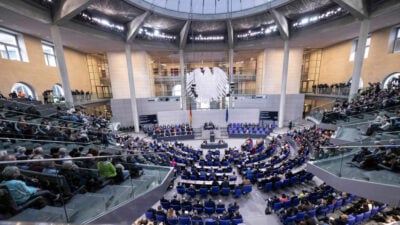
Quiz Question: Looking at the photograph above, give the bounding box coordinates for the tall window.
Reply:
[350,36,371,61]
[0,30,22,61]
[394,27,400,53]
[42,42,57,66]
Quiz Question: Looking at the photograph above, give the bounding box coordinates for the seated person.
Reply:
[97,152,125,183]
[1,166,60,206]
[204,198,216,209]
[351,147,371,163]
[166,208,177,219]
[156,205,166,217]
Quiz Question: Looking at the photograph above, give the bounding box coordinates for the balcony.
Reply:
[307,145,400,206]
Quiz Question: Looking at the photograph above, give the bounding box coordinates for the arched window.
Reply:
[172,84,181,96]
[382,72,400,89]
[11,82,35,99]
[52,84,64,97]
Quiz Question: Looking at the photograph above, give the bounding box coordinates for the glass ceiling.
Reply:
[127,0,291,20]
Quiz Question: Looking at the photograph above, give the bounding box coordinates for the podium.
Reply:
[210,131,215,143]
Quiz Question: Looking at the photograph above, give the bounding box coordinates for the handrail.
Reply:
[0,152,155,165]
[4,108,95,127]
[319,143,400,150]
[1,118,109,133]
[0,137,95,145]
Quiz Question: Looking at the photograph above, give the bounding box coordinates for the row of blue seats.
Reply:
[228,126,271,132]
[177,185,253,198]
[228,122,274,128]
[146,212,244,225]
[228,129,269,135]
[264,173,314,192]
[346,204,387,225]
[181,173,234,181]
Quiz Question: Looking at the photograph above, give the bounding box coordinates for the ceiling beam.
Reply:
[226,19,234,49]
[126,11,150,43]
[0,0,51,24]
[53,0,95,25]
[179,20,191,49]
[370,0,400,17]
[270,9,289,40]
[332,0,368,20]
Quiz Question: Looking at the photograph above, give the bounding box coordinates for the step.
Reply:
[97,185,135,207]
[9,208,65,223]
[39,205,77,222]
[64,193,107,223]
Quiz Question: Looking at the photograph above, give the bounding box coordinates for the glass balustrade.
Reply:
[309,144,400,187]
[0,139,173,224]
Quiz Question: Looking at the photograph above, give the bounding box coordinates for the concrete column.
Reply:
[228,48,234,108]
[179,50,186,109]
[349,19,370,100]
[50,25,73,105]
[125,44,140,133]
[278,40,290,128]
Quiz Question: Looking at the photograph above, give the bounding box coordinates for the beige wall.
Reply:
[108,51,153,99]
[64,48,91,92]
[261,48,303,94]
[0,34,91,99]
[319,26,400,85]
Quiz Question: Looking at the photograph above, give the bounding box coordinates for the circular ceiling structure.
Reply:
[127,0,291,20]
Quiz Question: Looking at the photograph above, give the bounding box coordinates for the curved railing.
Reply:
[0,151,173,224]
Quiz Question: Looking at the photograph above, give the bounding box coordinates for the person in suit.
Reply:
[156,205,166,217]
[204,198,215,209]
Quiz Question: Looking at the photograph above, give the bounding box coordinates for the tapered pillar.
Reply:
[278,40,290,128]
[349,19,370,100]
[179,50,187,109]
[125,44,140,133]
[228,48,234,108]
[50,25,73,105]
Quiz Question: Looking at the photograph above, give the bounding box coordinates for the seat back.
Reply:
[205,206,215,215]
[145,210,155,221]
[273,202,282,212]
[218,219,231,225]
[216,206,226,214]
[307,209,316,217]
[295,211,306,222]
[0,184,20,214]
[221,187,230,196]
[234,188,242,198]
[160,200,170,210]
[264,182,273,192]
[232,218,244,225]
[194,206,204,214]
[284,215,296,225]
[20,169,72,196]
[355,213,364,224]
[274,181,282,190]
[177,186,186,195]
[210,186,220,195]
[347,216,356,225]
[363,211,371,222]
[243,184,252,194]
[199,187,209,197]
[179,216,191,225]
[191,218,203,225]
[167,217,179,225]
[334,199,343,211]
[187,188,196,198]
[156,214,166,223]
